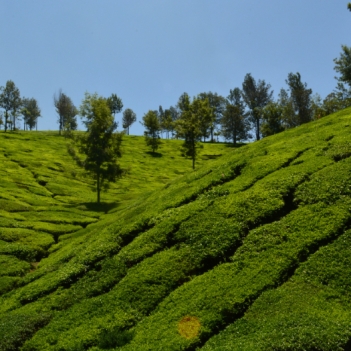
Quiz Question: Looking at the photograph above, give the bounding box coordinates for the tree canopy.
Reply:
[0,80,21,132]
[142,110,161,153]
[176,95,212,169]
[21,98,41,130]
[242,73,273,141]
[285,72,313,126]
[79,93,123,204]
[334,45,351,88]
[122,108,137,135]
[54,90,78,135]
[107,93,123,117]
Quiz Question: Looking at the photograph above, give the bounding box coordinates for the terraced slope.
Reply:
[0,132,226,297]
[1,109,351,350]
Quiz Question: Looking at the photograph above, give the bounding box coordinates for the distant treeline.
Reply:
[0,42,350,144]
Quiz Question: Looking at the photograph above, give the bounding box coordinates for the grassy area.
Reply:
[0,132,227,293]
[1,109,351,350]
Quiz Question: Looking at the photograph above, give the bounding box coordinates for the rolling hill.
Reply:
[1,108,351,350]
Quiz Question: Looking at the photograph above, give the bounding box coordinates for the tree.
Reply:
[348,3,351,11]
[21,98,41,130]
[54,90,78,135]
[158,105,164,137]
[122,108,136,135]
[221,88,250,144]
[198,92,226,141]
[242,73,273,141]
[106,93,123,118]
[142,110,161,153]
[285,72,313,126]
[0,80,21,132]
[175,96,212,169]
[261,102,284,137]
[321,84,351,115]
[310,94,326,120]
[79,93,123,204]
[278,88,296,128]
[168,106,179,137]
[334,45,351,88]
[161,109,174,139]
[221,104,250,145]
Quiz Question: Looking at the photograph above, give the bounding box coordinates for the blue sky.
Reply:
[0,0,350,134]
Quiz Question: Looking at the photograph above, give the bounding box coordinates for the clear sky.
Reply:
[0,0,350,134]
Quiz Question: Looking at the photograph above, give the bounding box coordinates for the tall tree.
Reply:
[221,104,250,145]
[161,109,173,139]
[286,72,313,126]
[79,93,123,204]
[175,96,212,169]
[261,102,284,137]
[158,105,164,137]
[54,90,78,135]
[106,93,123,118]
[242,73,273,141]
[310,94,326,120]
[21,98,41,130]
[198,92,226,142]
[334,45,351,88]
[278,88,296,128]
[168,106,179,138]
[0,80,21,132]
[222,87,250,144]
[142,110,161,153]
[348,3,351,11]
[122,108,136,135]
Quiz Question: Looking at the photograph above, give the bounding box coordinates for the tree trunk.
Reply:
[4,112,8,132]
[256,117,260,141]
[97,169,101,204]
[59,115,62,135]
[192,139,195,170]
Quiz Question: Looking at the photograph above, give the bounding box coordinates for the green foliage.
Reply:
[241,73,273,140]
[141,110,161,153]
[79,94,123,203]
[176,96,214,169]
[285,72,313,125]
[53,90,78,135]
[221,103,249,144]
[21,97,41,131]
[2,108,351,350]
[106,93,123,117]
[261,101,284,137]
[122,108,136,135]
[0,80,21,132]
[334,45,351,88]
[198,92,227,141]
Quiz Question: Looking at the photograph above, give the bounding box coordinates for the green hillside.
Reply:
[1,108,351,350]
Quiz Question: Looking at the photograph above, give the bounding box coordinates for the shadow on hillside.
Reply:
[344,338,351,351]
[224,142,247,149]
[81,201,119,214]
[145,151,163,157]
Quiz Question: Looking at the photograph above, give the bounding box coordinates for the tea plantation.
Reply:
[1,108,351,350]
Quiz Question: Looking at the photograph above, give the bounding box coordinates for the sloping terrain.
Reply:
[0,132,226,298]
[1,109,351,350]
